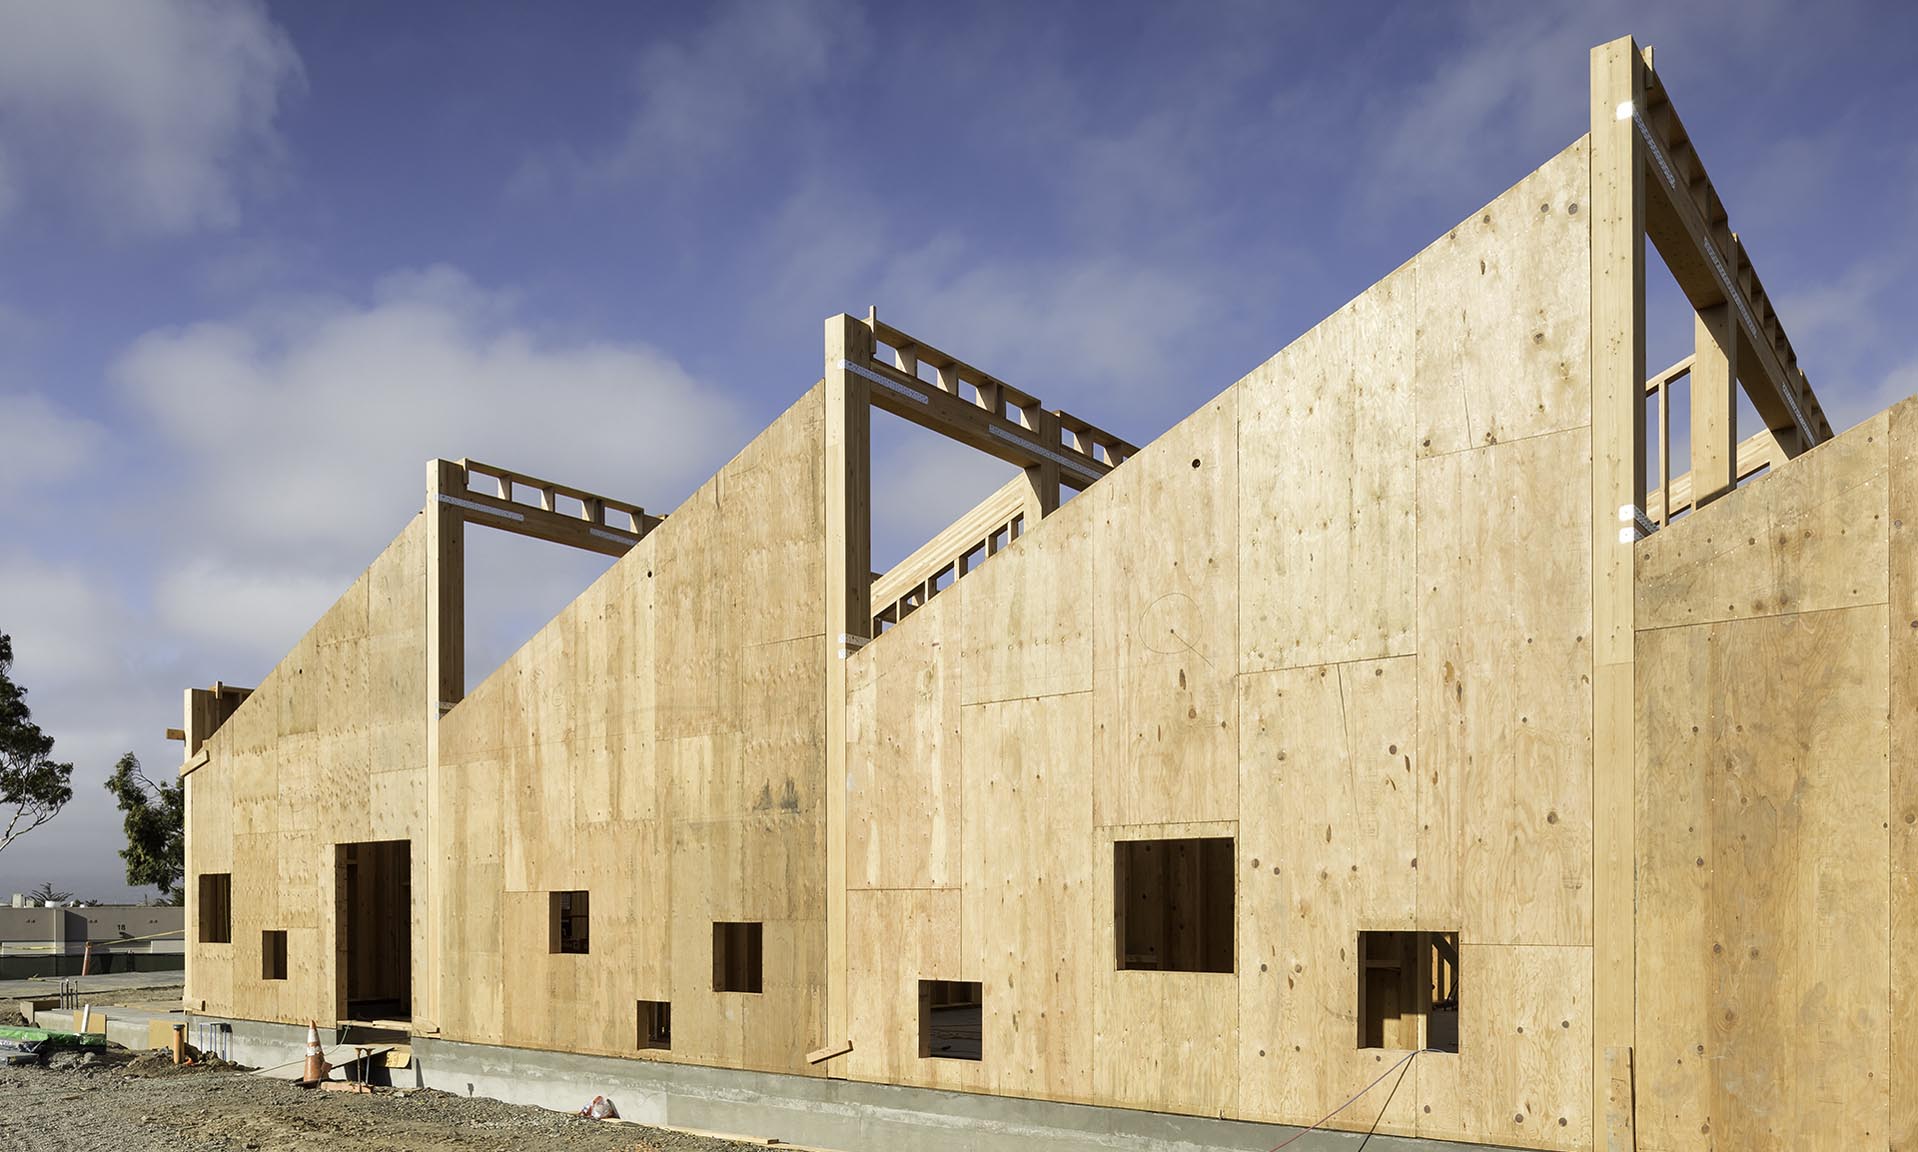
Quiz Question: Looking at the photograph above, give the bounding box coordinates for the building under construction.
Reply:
[173,37,1913,1152]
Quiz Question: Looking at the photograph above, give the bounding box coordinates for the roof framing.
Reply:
[1627,54,1834,450]
[435,457,664,558]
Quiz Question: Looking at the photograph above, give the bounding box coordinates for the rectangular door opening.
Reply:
[336,839,412,1022]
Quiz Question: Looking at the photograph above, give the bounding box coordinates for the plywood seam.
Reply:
[1634,599,1890,635]
[958,689,1094,708]
[1237,654,1420,681]
[1095,820,1243,832]
[1416,420,1597,463]
[742,632,829,650]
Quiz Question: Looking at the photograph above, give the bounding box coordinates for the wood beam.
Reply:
[1022,411,1064,524]
[1646,426,1778,516]
[856,355,1115,487]
[1635,70,1830,451]
[1691,303,1739,508]
[870,473,1027,617]
[856,315,1137,488]
[823,314,872,1065]
[422,458,464,1035]
[1590,34,1646,1152]
[441,459,661,558]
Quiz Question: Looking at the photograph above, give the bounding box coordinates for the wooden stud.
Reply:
[1690,302,1738,508]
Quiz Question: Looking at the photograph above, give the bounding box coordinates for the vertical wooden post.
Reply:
[181,688,210,1008]
[1590,35,1646,1152]
[823,315,872,1060]
[423,458,465,1033]
[1023,410,1063,525]
[1691,303,1739,509]
[1604,1046,1638,1151]
[1654,378,1669,525]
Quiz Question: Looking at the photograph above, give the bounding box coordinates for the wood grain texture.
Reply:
[438,386,828,1075]
[1893,397,1918,1151]
[1633,401,1904,1152]
[1636,411,1890,631]
[1093,392,1239,827]
[1637,607,1890,1150]
[184,518,428,1024]
[1238,268,1416,674]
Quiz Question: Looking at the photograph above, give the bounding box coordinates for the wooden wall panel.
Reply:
[1414,138,1593,457]
[1093,393,1239,828]
[1238,659,1420,1136]
[1631,399,1913,1152]
[958,500,1095,705]
[1892,397,1918,1150]
[842,888,981,1091]
[1417,426,1594,947]
[847,591,963,890]
[184,517,428,1026]
[1637,411,1890,631]
[1634,607,1890,1151]
[1091,820,1239,1117]
[961,693,1096,1103]
[437,385,827,1077]
[1632,624,1715,1151]
[829,138,1597,1148]
[1711,609,1890,1147]
[1415,944,1591,1148]
[1238,273,1416,674]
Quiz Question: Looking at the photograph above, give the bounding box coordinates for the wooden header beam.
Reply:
[851,312,1140,489]
[438,458,663,558]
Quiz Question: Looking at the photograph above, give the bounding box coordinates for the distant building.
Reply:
[0,904,184,979]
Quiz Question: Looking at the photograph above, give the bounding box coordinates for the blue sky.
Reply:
[1,0,1913,900]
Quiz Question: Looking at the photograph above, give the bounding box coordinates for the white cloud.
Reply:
[0,0,302,234]
[1359,7,1601,212]
[513,0,859,198]
[111,265,749,679]
[1878,359,1918,414]
[153,557,352,658]
[0,392,104,499]
[116,265,747,564]
[0,554,130,688]
[0,551,174,901]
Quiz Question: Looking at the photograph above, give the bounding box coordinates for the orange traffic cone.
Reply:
[303,1021,329,1083]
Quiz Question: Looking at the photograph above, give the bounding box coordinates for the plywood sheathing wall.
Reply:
[845,138,1595,1148]
[436,386,829,1074]
[184,517,429,1022]
[1634,400,1916,1152]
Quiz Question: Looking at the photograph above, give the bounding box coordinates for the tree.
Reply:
[0,632,73,855]
[27,881,73,904]
[105,752,184,904]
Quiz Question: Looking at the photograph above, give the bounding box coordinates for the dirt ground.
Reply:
[0,1047,762,1152]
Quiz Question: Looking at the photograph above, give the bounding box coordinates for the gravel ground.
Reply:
[0,1048,763,1152]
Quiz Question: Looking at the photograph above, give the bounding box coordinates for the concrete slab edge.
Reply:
[182,1017,1538,1152]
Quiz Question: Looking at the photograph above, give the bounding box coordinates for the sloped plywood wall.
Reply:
[1634,402,1914,1152]
[184,516,429,1022]
[435,385,828,1075]
[844,138,1595,1148]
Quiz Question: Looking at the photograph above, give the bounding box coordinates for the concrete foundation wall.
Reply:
[194,1015,1531,1152]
